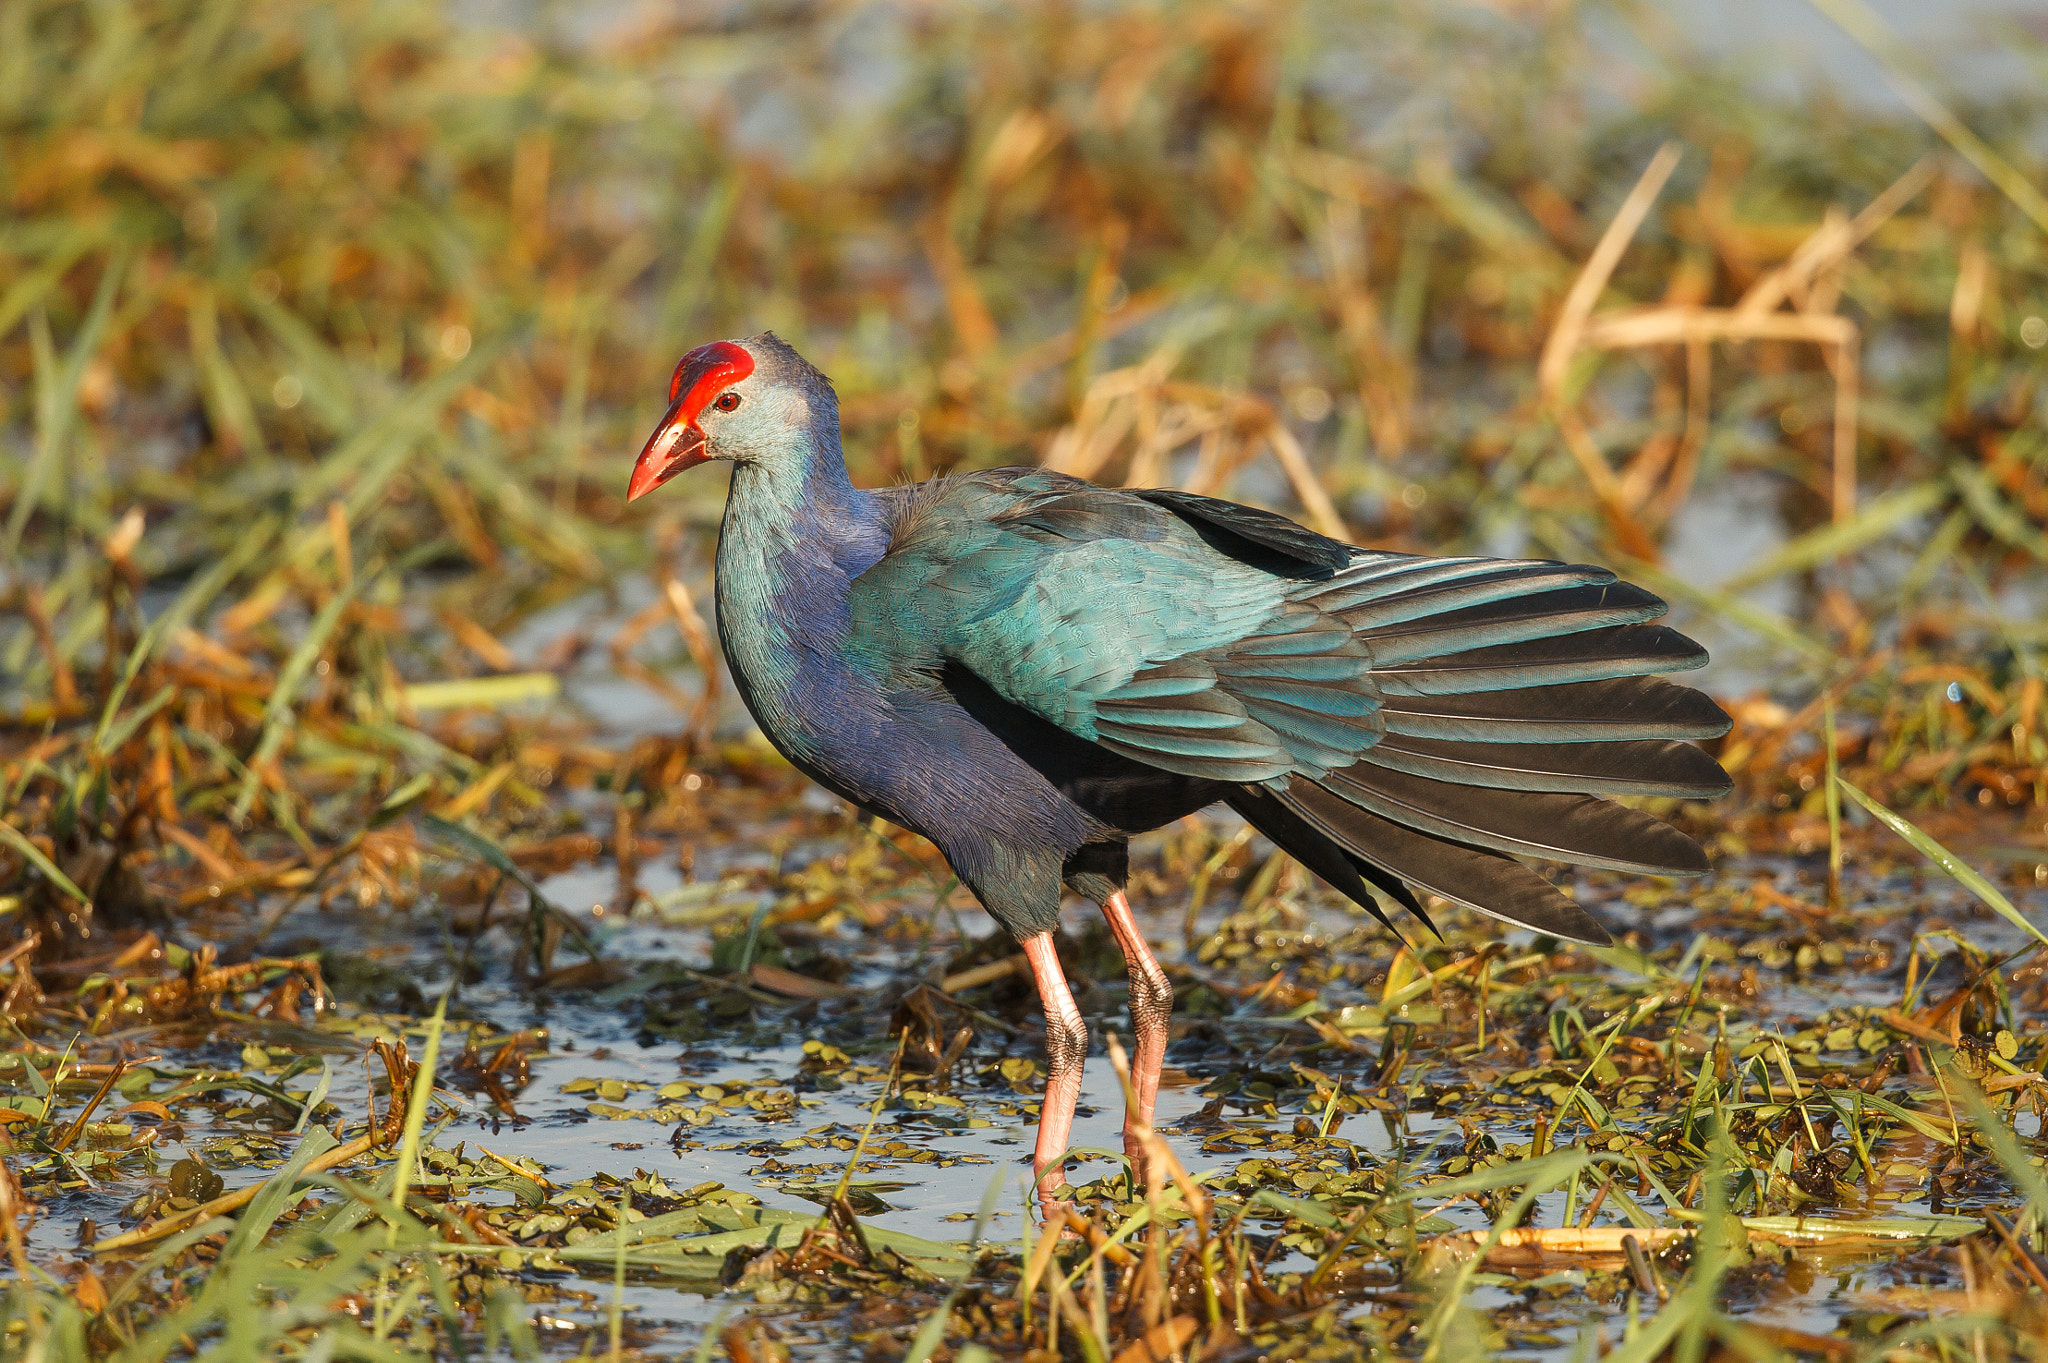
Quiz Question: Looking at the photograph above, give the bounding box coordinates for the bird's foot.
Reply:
[1037,1205,1088,1242]
[1123,1132,1154,1195]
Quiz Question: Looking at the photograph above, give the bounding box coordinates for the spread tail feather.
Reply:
[1354,733,1732,800]
[1225,786,1434,940]
[1380,675,1731,744]
[1372,623,1708,695]
[1216,567,1731,945]
[1274,780,1615,945]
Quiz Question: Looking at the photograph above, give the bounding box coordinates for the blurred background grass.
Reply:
[2,0,2047,952]
[5,5,2048,1357]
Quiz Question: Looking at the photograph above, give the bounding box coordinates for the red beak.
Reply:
[627,403,708,503]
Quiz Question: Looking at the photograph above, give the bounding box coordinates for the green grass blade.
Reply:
[1836,776,2048,948]
[400,674,560,711]
[0,816,89,904]
[419,813,548,903]
[0,228,100,342]
[91,513,282,744]
[609,1185,629,1363]
[387,992,450,1227]
[231,570,364,820]
[1952,465,2048,564]
[1950,1071,2048,1220]
[900,1289,962,1363]
[291,1059,335,1136]
[3,253,127,559]
[1400,1147,1594,1210]
[1419,1149,1587,1363]
[1717,480,1947,593]
[1805,0,2048,236]
[1825,694,1842,908]
[290,331,518,515]
[223,1126,342,1257]
[93,684,177,758]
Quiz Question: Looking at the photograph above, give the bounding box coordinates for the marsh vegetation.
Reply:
[3,1,2048,1358]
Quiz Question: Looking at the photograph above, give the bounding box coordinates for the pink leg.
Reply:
[1100,890,1172,1177]
[1022,931,1086,1222]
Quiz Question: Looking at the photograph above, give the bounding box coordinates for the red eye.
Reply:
[713,391,742,412]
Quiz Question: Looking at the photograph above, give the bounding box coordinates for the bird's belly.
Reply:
[724,678,917,828]
[719,658,965,844]
[721,618,1209,880]
[772,729,922,833]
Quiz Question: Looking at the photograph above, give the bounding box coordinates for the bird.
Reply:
[627,332,1732,1221]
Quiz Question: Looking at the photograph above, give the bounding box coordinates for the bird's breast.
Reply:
[711,502,1107,864]
[713,521,908,802]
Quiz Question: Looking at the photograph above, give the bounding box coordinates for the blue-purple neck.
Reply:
[722,439,889,582]
[714,439,890,761]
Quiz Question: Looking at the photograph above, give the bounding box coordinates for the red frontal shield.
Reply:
[627,340,755,501]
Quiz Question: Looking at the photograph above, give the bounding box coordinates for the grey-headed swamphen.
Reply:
[627,333,1731,1219]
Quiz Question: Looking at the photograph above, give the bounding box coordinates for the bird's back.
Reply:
[851,468,1322,710]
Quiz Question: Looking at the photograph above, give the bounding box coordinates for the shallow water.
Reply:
[19,805,2040,1359]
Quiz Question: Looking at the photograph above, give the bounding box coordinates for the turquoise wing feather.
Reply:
[847,472,1385,784]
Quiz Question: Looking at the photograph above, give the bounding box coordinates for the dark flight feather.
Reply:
[1134,487,1353,572]
[1355,582,1672,665]
[1380,676,1732,743]
[1277,781,1614,944]
[1370,624,1709,696]
[1315,762,1711,876]
[1309,561,1619,626]
[1226,785,1437,939]
[1357,733,1734,799]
